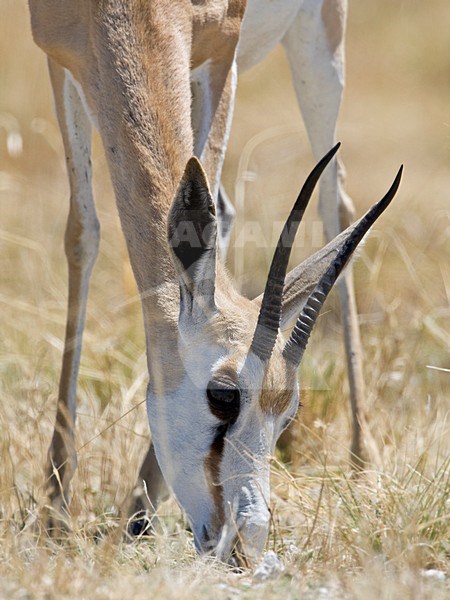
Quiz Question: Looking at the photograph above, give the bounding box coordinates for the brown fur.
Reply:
[204,433,226,535]
[259,355,297,414]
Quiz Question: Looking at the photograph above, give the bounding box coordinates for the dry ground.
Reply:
[0,1,449,598]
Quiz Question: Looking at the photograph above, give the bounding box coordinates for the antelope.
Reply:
[28,0,402,563]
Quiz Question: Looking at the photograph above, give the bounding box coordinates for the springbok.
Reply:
[28,0,401,563]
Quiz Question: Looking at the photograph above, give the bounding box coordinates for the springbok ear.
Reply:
[279,226,359,329]
[168,157,217,319]
[252,228,351,330]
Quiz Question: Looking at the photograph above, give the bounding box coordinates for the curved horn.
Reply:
[283,165,403,367]
[249,143,341,361]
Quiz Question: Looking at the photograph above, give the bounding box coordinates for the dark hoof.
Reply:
[128,511,153,537]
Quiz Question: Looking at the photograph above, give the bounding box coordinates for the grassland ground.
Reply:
[0,1,449,597]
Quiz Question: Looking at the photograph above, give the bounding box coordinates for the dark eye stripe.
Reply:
[204,423,226,532]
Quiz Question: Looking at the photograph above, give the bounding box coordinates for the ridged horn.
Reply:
[249,143,341,361]
[283,165,403,366]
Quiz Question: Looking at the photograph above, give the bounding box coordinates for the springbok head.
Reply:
[146,145,402,564]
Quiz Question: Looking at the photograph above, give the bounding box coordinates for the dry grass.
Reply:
[0,1,449,597]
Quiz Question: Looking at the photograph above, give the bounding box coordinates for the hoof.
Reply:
[127,511,153,537]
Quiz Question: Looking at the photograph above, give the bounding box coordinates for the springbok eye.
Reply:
[207,381,240,424]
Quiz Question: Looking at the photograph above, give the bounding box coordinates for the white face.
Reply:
[146,325,299,562]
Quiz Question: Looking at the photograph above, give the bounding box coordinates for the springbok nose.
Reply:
[238,510,271,562]
[215,500,270,564]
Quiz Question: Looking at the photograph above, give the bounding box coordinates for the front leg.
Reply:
[282,0,380,469]
[45,59,100,529]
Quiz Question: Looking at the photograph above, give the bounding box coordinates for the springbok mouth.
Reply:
[211,520,261,569]
[228,537,252,570]
[196,523,241,566]
[206,534,250,569]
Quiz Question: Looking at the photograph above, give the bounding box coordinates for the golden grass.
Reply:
[1,0,449,597]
